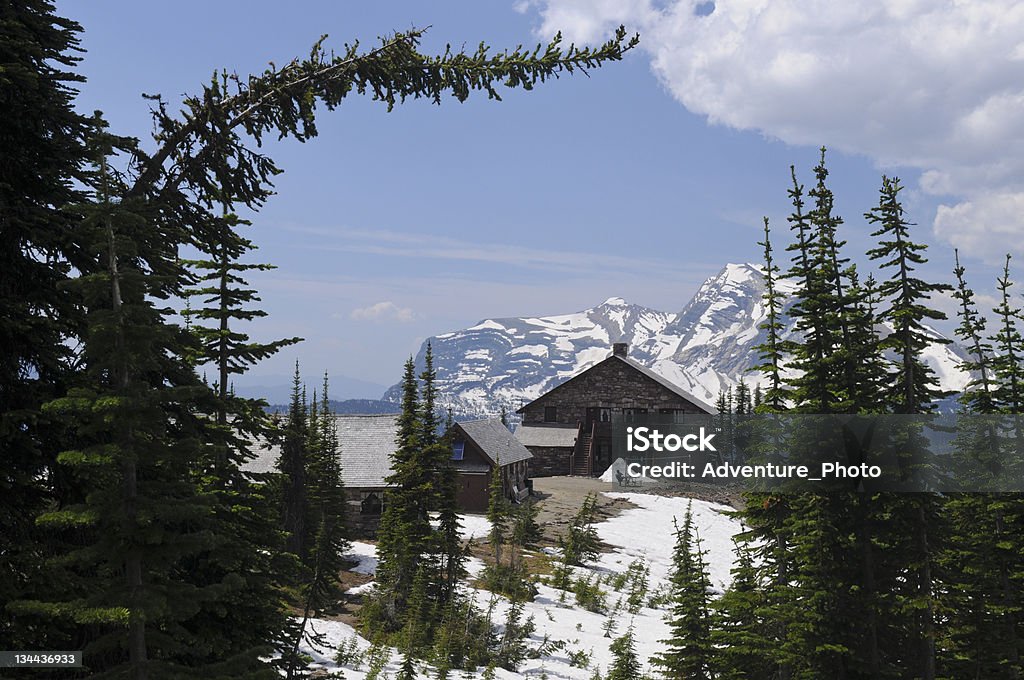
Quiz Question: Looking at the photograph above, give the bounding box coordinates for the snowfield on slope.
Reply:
[386,262,972,416]
[297,493,744,678]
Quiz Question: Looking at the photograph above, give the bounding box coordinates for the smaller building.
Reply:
[243,414,533,533]
[450,419,533,513]
[243,414,397,537]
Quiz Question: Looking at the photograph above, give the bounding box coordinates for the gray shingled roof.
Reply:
[514,424,578,448]
[242,414,398,488]
[334,414,400,487]
[457,418,534,466]
[617,356,718,414]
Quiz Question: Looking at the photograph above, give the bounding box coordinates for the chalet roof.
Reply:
[515,352,717,415]
[456,418,534,466]
[334,414,400,487]
[514,423,578,448]
[242,414,397,488]
[618,356,717,414]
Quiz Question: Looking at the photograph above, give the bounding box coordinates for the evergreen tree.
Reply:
[991,255,1024,414]
[607,626,642,680]
[0,0,90,653]
[487,460,509,566]
[182,214,301,428]
[937,256,1024,676]
[371,359,427,631]
[865,175,952,412]
[279,361,310,560]
[494,599,535,671]
[711,542,772,680]
[178,208,310,674]
[754,217,789,411]
[734,379,751,416]
[783,160,836,412]
[654,506,713,679]
[940,491,1024,678]
[286,376,351,677]
[560,493,601,566]
[714,388,734,462]
[419,342,439,446]
[510,500,543,560]
[434,455,466,606]
[368,354,465,646]
[866,175,954,680]
[952,249,996,413]
[19,126,239,678]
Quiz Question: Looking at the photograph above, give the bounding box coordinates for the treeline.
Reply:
[0,2,637,678]
[658,150,1023,680]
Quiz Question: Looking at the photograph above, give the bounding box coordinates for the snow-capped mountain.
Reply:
[384,263,971,416]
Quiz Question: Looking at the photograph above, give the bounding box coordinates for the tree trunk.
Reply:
[105,158,147,679]
[918,503,935,680]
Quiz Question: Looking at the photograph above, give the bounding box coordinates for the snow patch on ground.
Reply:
[598,493,743,594]
[314,498,743,678]
[459,513,492,541]
[346,541,378,575]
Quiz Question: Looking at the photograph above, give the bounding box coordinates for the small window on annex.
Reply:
[544,406,558,423]
[451,441,465,461]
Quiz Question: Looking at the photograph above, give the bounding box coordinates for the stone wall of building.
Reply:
[527,445,573,477]
[345,487,386,538]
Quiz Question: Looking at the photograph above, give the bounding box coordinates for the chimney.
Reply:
[612,342,628,358]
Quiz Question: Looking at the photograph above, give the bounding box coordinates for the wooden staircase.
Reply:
[573,432,593,476]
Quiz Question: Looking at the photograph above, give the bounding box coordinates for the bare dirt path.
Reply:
[531,476,743,534]
[530,476,637,544]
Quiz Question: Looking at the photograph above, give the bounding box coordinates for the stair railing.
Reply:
[585,420,597,476]
[570,420,584,476]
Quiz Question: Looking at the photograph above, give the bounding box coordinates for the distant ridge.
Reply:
[385,263,971,417]
[266,398,400,416]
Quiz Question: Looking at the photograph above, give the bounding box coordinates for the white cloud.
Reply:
[520,0,1024,262]
[281,224,710,279]
[934,191,1024,258]
[350,301,414,322]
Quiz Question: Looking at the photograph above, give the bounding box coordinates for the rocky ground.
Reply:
[533,474,744,518]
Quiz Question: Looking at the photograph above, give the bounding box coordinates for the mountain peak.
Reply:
[599,296,628,307]
[717,262,763,283]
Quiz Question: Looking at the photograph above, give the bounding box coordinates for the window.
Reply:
[624,408,648,423]
[544,406,558,423]
[361,493,382,516]
[599,408,612,422]
[659,408,686,423]
[451,441,465,461]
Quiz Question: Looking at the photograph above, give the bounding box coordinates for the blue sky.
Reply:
[58,1,1022,398]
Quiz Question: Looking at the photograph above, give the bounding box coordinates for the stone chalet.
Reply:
[450,419,533,513]
[244,413,531,536]
[514,342,716,477]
